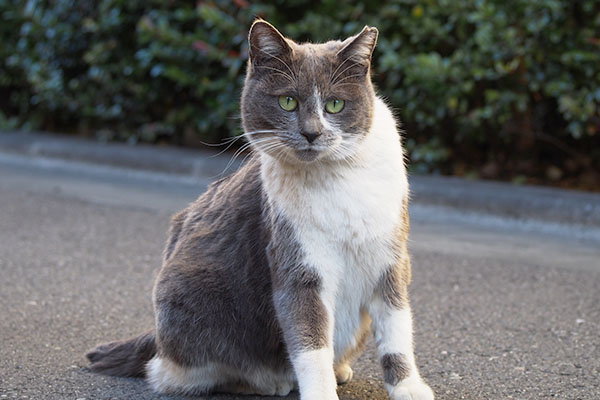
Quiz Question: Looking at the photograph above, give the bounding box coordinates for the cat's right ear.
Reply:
[248,20,293,65]
[336,26,378,74]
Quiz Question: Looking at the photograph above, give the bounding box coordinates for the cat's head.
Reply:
[241,20,378,164]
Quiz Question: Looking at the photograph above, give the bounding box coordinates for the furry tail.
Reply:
[86,330,157,377]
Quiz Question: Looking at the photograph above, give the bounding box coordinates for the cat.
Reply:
[86,20,434,400]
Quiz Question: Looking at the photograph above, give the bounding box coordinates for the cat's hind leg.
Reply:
[146,356,226,395]
[216,367,296,396]
[146,356,295,397]
[244,367,296,396]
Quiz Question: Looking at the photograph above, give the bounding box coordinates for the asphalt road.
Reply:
[1,153,599,400]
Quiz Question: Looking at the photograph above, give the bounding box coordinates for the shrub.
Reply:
[1,0,599,188]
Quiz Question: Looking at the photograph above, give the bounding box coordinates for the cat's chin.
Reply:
[293,148,322,163]
[261,145,342,165]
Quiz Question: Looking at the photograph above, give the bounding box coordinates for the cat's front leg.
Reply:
[272,267,338,400]
[369,267,434,400]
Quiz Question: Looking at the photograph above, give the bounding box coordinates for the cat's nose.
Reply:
[300,131,321,143]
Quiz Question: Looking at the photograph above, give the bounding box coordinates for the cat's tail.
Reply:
[86,330,157,377]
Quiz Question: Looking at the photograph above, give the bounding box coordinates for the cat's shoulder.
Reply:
[190,155,263,209]
[170,156,265,229]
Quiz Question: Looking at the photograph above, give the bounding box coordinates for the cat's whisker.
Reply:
[206,130,281,154]
[210,131,286,160]
[220,140,261,176]
[330,61,364,86]
[244,137,281,153]
[332,73,367,86]
[239,129,286,137]
[331,82,363,88]
[254,66,295,83]
[331,146,348,163]
[275,148,289,165]
[208,136,248,158]
[329,55,354,84]
[266,141,289,165]
[330,141,362,167]
[193,135,242,148]
[255,140,286,157]
[254,47,297,80]
[197,140,234,148]
[237,149,257,167]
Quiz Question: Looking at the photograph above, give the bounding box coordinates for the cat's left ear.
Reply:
[337,26,379,72]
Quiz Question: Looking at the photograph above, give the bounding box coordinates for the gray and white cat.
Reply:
[87,20,434,400]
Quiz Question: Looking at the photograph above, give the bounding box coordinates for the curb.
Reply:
[409,175,600,229]
[1,131,599,228]
[0,131,240,177]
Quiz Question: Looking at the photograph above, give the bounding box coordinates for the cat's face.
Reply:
[241,21,378,164]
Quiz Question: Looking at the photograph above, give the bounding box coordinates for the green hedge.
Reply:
[1,0,599,187]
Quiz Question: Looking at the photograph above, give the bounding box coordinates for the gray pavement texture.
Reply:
[1,131,600,400]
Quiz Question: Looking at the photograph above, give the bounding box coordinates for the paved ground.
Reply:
[0,146,599,400]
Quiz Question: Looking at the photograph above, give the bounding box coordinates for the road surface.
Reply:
[0,153,599,399]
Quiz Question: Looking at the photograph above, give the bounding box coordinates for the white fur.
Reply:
[147,356,295,396]
[256,35,286,56]
[389,382,435,400]
[293,348,338,400]
[147,356,221,395]
[370,305,416,366]
[314,89,338,133]
[261,97,416,397]
[370,299,433,400]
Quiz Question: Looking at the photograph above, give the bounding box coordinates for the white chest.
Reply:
[260,97,409,359]
[265,160,407,360]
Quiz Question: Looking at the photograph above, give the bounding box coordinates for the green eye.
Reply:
[278,95,298,111]
[325,98,345,114]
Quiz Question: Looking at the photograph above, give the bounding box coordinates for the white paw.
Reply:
[301,388,339,400]
[389,380,434,400]
[335,363,353,384]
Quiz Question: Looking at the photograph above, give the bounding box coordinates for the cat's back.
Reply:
[163,156,268,265]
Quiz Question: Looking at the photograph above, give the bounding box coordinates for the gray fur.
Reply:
[242,20,378,163]
[379,202,412,309]
[152,158,289,372]
[268,212,329,353]
[86,331,156,377]
[379,265,409,310]
[382,353,410,386]
[86,20,418,397]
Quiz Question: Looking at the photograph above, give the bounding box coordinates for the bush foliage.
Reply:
[1,0,599,188]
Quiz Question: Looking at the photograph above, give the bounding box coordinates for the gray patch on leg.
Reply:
[382,353,410,386]
[268,210,329,353]
[378,205,412,310]
[272,268,329,352]
[378,265,409,310]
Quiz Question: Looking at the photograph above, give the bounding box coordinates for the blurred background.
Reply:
[1,0,599,190]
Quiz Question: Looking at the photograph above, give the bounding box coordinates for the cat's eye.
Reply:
[278,95,298,111]
[325,98,345,114]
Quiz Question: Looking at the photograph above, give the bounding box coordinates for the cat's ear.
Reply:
[337,26,379,72]
[248,20,293,64]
